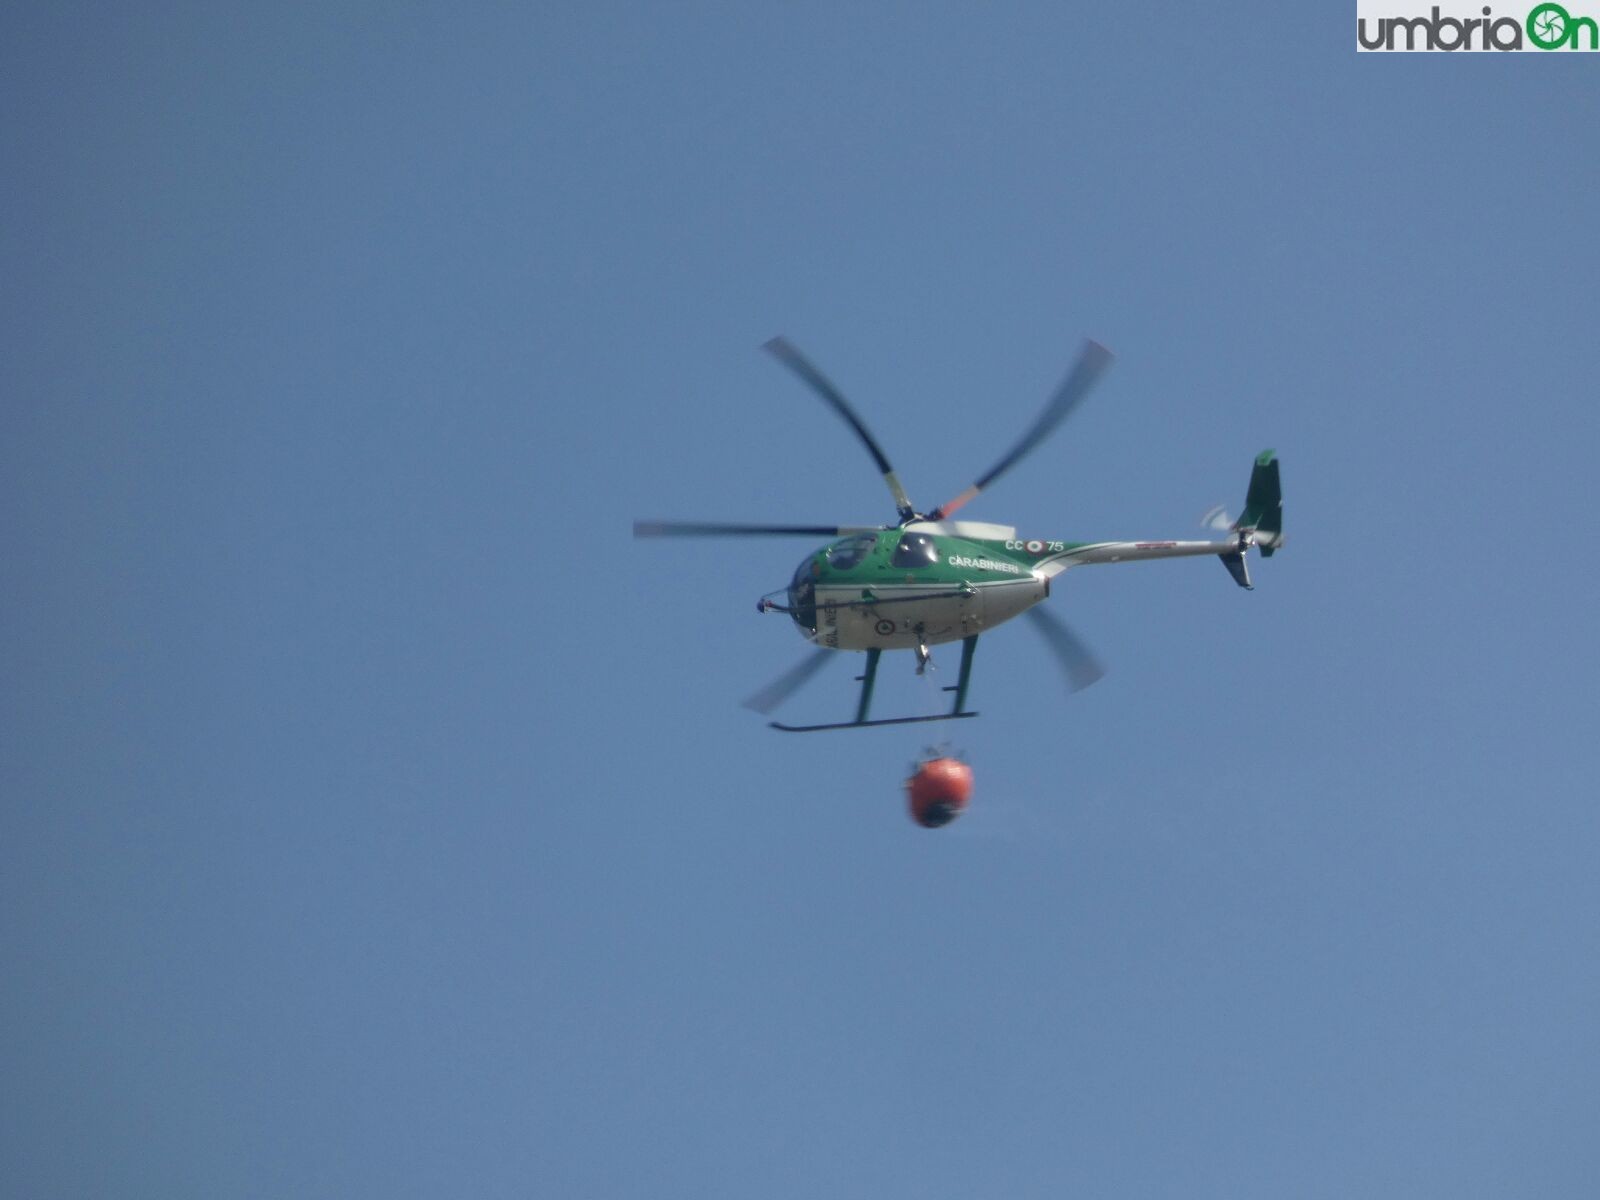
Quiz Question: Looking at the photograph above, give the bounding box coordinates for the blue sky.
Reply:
[3,4,1598,1197]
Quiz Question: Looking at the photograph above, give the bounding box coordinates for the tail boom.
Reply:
[1033,450,1283,586]
[1035,538,1241,578]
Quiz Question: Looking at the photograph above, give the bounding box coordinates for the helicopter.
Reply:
[635,337,1283,732]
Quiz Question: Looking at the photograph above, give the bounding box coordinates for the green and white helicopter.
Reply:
[635,337,1283,732]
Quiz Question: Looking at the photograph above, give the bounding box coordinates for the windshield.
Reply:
[825,533,878,571]
[891,533,939,569]
[787,554,818,635]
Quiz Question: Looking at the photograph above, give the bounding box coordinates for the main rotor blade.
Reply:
[633,520,879,538]
[1025,605,1106,693]
[743,647,834,715]
[929,339,1114,520]
[763,336,916,523]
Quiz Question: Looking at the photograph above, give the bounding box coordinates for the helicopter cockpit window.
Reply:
[825,533,878,571]
[787,554,818,635]
[891,533,940,569]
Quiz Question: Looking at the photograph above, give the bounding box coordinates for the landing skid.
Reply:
[770,711,978,734]
[771,634,981,733]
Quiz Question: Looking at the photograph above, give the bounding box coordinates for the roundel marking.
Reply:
[1024,539,1045,555]
[875,618,896,636]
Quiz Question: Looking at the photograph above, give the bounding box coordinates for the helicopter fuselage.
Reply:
[785,522,1049,651]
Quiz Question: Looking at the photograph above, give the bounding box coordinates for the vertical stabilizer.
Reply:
[1234,450,1283,557]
